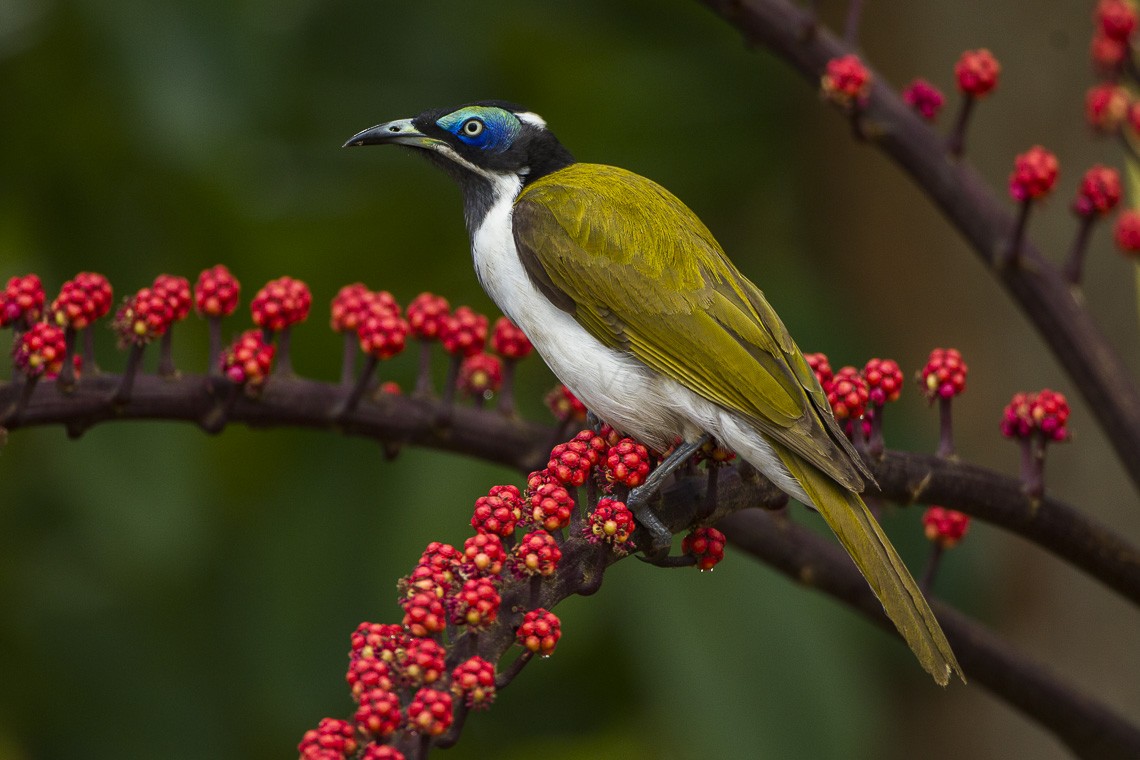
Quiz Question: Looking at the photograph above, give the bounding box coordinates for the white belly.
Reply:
[470,182,807,503]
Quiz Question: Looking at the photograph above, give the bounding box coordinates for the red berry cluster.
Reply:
[1085,82,1129,132]
[918,348,968,401]
[153,274,192,325]
[450,656,496,709]
[406,292,450,340]
[586,498,637,551]
[471,485,523,537]
[1000,389,1071,442]
[862,358,904,406]
[1008,145,1059,203]
[605,437,653,487]
[491,316,533,360]
[826,366,869,420]
[298,717,358,760]
[1073,165,1122,217]
[113,286,174,345]
[682,527,727,571]
[220,329,275,388]
[546,431,603,487]
[804,352,834,389]
[821,54,872,108]
[1115,209,1140,255]
[13,322,66,378]
[1,274,45,329]
[440,305,488,357]
[458,352,503,398]
[194,264,240,317]
[514,529,562,576]
[250,275,311,331]
[516,608,561,656]
[902,78,945,121]
[51,272,113,330]
[954,48,1000,96]
[525,471,576,531]
[358,299,409,361]
[922,506,971,549]
[1093,0,1138,74]
[545,384,588,423]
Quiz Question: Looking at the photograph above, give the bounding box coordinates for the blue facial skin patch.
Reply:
[436,106,521,152]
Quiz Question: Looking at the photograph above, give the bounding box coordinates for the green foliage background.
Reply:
[2,1,1138,758]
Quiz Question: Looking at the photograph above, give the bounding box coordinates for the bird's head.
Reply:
[344,101,575,231]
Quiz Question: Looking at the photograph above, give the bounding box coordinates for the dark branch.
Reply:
[717,508,1140,760]
[696,0,1140,495]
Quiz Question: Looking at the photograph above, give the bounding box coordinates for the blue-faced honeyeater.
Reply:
[344,101,963,685]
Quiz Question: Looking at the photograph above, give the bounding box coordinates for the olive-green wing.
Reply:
[513,163,870,489]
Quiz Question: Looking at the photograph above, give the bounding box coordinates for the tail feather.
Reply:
[776,446,964,685]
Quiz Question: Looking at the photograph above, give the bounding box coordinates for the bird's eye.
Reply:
[461,119,484,137]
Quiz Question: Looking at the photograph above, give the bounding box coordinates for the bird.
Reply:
[344,100,963,685]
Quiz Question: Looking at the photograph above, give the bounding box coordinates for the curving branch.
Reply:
[695,0,1140,495]
[717,508,1140,760]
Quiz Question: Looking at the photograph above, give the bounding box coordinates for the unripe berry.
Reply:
[683,526,727,571]
[1009,146,1059,202]
[605,438,652,487]
[820,54,872,108]
[471,485,523,537]
[440,305,488,357]
[406,292,450,340]
[451,656,497,709]
[152,274,192,322]
[954,49,1000,96]
[545,384,588,423]
[194,264,239,317]
[1073,165,1122,217]
[354,688,402,739]
[491,316,533,359]
[452,576,501,629]
[0,274,45,328]
[516,608,561,656]
[862,358,903,406]
[406,688,453,736]
[827,366,869,420]
[513,530,562,576]
[922,506,971,549]
[219,329,275,388]
[1113,209,1140,255]
[902,78,945,121]
[250,276,311,331]
[587,498,637,550]
[919,348,967,401]
[458,352,503,398]
[13,322,66,378]
[462,532,507,576]
[297,717,357,760]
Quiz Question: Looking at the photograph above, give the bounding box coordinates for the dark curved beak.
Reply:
[342,118,445,149]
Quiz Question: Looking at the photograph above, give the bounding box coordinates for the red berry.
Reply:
[513,530,562,576]
[51,272,112,330]
[516,608,561,656]
[440,305,488,357]
[152,274,191,322]
[361,745,405,760]
[1009,146,1059,202]
[331,283,372,333]
[194,264,240,318]
[683,526,727,571]
[397,637,446,687]
[545,384,588,422]
[250,276,311,331]
[605,438,652,487]
[863,358,903,406]
[403,563,452,601]
[1085,83,1130,133]
[358,309,409,360]
[451,656,496,709]
[354,688,402,739]
[826,366,869,420]
[922,506,971,549]
[804,352,833,391]
[1073,165,1122,217]
[113,287,173,345]
[452,576,501,629]
[13,322,66,378]
[1114,209,1140,254]
[902,78,945,121]
[406,687,453,736]
[1032,389,1071,442]
[401,591,447,637]
[491,316,533,359]
[527,472,575,530]
[1097,0,1138,41]
[462,532,507,576]
[458,352,503,398]
[1,274,45,329]
[219,329,275,388]
[297,717,357,760]
[586,498,637,551]
[406,292,450,340]
[346,657,395,700]
[820,54,872,107]
[471,484,523,537]
[1092,32,1128,74]
[419,541,463,579]
[954,49,1000,97]
[350,622,408,664]
[919,348,968,401]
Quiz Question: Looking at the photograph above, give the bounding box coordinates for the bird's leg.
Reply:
[628,434,711,557]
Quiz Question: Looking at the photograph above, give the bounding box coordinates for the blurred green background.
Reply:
[2,0,1139,758]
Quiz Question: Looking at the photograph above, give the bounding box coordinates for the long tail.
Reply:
[776,446,964,685]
